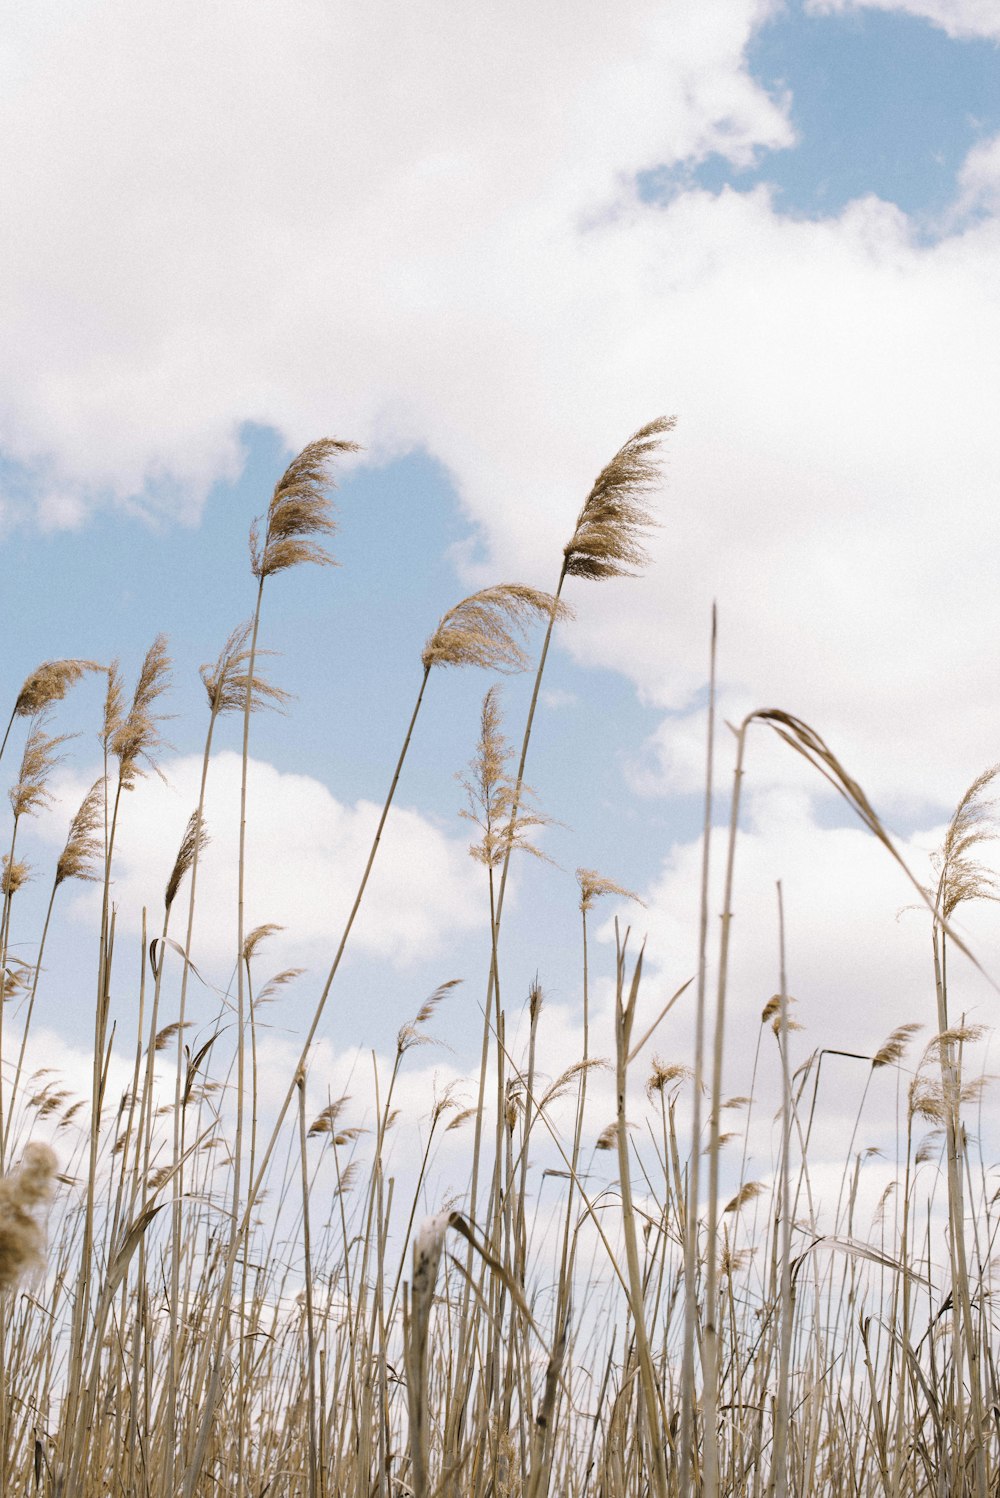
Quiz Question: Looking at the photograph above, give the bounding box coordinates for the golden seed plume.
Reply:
[459,686,553,868]
[255,968,305,1005]
[13,659,100,719]
[243,922,284,964]
[0,1142,58,1292]
[414,979,463,1026]
[645,1058,691,1100]
[308,1096,351,1138]
[934,764,1000,919]
[724,1181,765,1214]
[577,867,642,914]
[110,635,172,790]
[539,1059,611,1112]
[929,1023,987,1054]
[563,417,675,581]
[0,959,32,1003]
[101,661,126,752]
[908,1076,945,1123]
[1,856,30,897]
[705,1131,739,1153]
[914,1129,943,1165]
[250,439,359,580]
[719,1246,754,1279]
[153,1021,192,1053]
[871,1022,924,1069]
[9,713,72,820]
[200,621,292,717]
[55,778,107,887]
[165,810,210,911]
[422,584,569,673]
[398,978,464,1053]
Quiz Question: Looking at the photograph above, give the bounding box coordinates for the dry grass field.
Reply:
[0,429,996,1497]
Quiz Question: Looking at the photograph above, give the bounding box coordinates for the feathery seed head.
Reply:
[0,959,32,1003]
[563,417,674,581]
[9,714,72,820]
[56,778,107,887]
[13,659,100,719]
[200,621,291,717]
[577,867,642,914]
[872,1022,924,1069]
[250,439,359,580]
[645,1058,690,1100]
[111,636,172,789]
[165,810,210,911]
[1,856,30,897]
[422,584,569,673]
[0,1142,58,1292]
[101,661,126,752]
[459,687,553,868]
[308,1096,351,1138]
[935,764,1000,919]
[243,922,284,964]
[908,1076,945,1123]
[725,1181,765,1215]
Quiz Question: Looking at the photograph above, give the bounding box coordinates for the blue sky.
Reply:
[2,0,999,1135]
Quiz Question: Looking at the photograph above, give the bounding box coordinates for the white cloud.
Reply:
[36,751,481,968]
[956,131,1000,216]
[0,0,788,513]
[806,0,1000,40]
[2,4,999,822]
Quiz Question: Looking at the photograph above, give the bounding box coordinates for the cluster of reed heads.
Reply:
[0,421,997,1497]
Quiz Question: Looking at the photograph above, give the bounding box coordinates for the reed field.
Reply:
[0,424,998,1498]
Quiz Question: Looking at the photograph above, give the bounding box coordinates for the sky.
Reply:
[2,0,1000,1214]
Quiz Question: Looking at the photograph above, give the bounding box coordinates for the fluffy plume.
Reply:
[563,417,674,581]
[200,621,291,716]
[725,1181,765,1215]
[871,1022,924,1070]
[308,1096,351,1139]
[55,778,107,887]
[13,659,100,719]
[242,922,284,964]
[646,1058,691,1100]
[101,661,126,754]
[909,1077,945,1124]
[422,585,569,673]
[577,867,642,914]
[152,1021,192,1054]
[250,439,359,580]
[1,857,30,897]
[459,687,552,868]
[165,810,210,911]
[398,978,463,1053]
[111,636,172,790]
[0,1142,58,1292]
[8,714,72,820]
[0,959,32,1003]
[539,1058,611,1111]
[934,764,1000,919]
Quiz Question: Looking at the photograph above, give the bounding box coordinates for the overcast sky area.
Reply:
[2,0,1000,1213]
